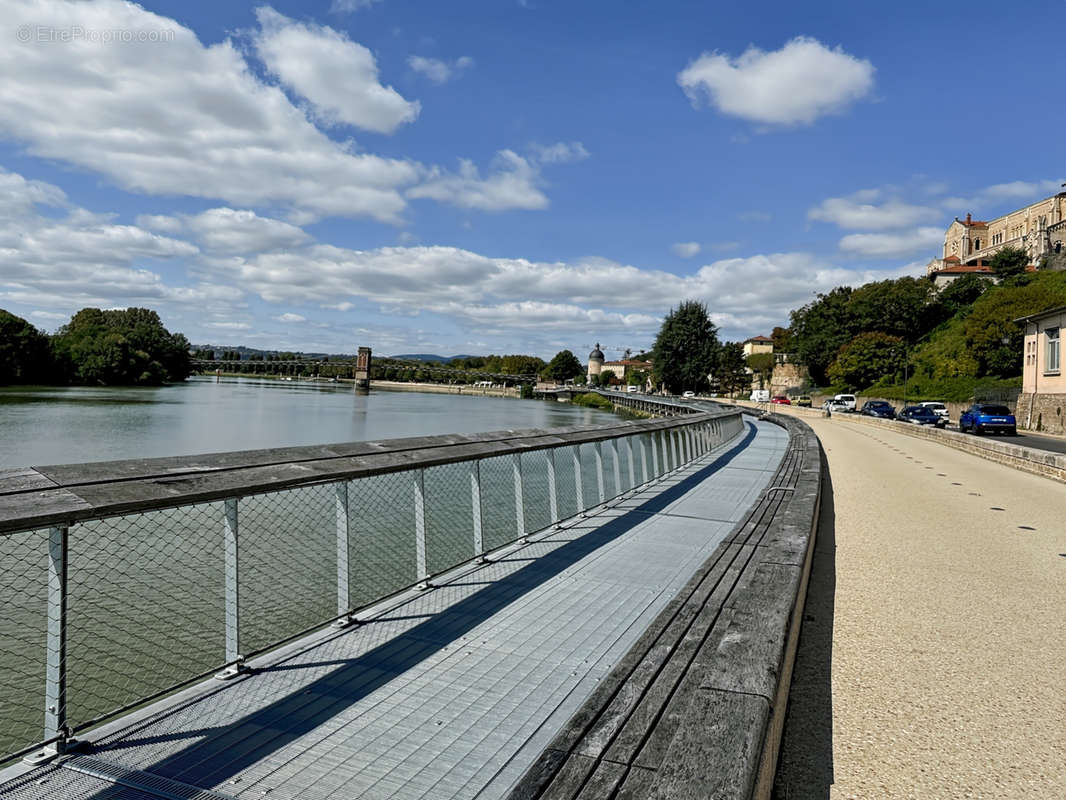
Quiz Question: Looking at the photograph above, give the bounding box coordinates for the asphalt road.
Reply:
[773,415,1066,799]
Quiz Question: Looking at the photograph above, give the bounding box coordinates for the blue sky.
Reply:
[1,0,1063,360]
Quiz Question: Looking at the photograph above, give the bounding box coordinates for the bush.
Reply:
[572,392,614,410]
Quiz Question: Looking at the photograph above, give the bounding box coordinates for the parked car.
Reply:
[771,395,791,405]
[860,400,896,419]
[682,390,696,398]
[822,398,849,413]
[626,385,639,393]
[795,395,812,407]
[959,404,1017,435]
[749,389,770,402]
[918,401,950,421]
[833,393,857,410]
[898,405,947,427]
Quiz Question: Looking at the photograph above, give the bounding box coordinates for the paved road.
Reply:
[774,416,1066,799]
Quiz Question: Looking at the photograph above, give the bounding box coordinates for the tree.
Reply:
[51,307,191,385]
[770,326,792,353]
[847,277,936,340]
[989,246,1029,281]
[788,287,854,386]
[827,332,905,390]
[542,349,583,382]
[746,352,775,389]
[598,368,618,386]
[651,300,720,394]
[0,310,52,384]
[715,342,749,397]
[627,368,648,387]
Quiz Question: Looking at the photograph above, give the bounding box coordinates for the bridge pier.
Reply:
[354,347,371,392]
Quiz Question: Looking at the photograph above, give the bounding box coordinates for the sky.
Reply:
[1,0,1064,361]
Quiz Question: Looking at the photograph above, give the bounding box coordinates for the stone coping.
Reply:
[506,412,822,799]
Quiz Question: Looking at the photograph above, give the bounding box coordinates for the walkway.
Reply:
[0,420,788,800]
[774,415,1066,799]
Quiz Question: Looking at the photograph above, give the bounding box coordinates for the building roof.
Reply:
[744,335,773,343]
[603,359,652,367]
[588,343,604,361]
[1014,304,1066,324]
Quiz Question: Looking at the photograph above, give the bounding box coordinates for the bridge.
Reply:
[191,347,539,387]
[1,395,1062,797]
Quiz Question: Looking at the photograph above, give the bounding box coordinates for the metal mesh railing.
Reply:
[0,409,744,763]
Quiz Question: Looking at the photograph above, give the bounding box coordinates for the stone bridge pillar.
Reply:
[354,347,371,392]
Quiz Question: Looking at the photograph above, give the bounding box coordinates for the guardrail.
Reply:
[0,403,744,764]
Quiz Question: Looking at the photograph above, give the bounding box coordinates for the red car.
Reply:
[771,395,791,405]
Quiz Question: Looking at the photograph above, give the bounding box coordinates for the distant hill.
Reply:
[389,353,478,363]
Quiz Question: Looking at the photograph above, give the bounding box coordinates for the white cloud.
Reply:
[944,179,1066,210]
[408,150,548,211]
[838,227,943,258]
[809,194,939,230]
[672,242,701,258]
[330,0,381,11]
[185,208,311,253]
[275,313,306,323]
[0,167,241,318]
[0,0,419,223]
[407,55,474,84]
[678,36,875,125]
[531,141,590,164]
[254,8,419,134]
[205,321,252,330]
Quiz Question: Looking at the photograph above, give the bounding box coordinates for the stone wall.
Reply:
[1015,392,1066,434]
[770,362,808,395]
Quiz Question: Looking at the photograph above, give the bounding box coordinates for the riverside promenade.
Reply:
[771,410,1066,799]
[0,412,811,800]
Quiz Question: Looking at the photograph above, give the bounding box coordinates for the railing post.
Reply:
[573,446,585,514]
[513,453,526,542]
[471,460,485,559]
[659,429,669,473]
[414,469,429,588]
[334,482,353,626]
[639,438,649,485]
[650,434,659,480]
[594,442,606,505]
[671,429,680,470]
[547,449,559,526]
[44,525,69,751]
[611,439,622,497]
[625,436,636,490]
[216,498,244,679]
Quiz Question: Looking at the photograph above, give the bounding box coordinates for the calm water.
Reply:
[0,378,623,757]
[0,377,608,468]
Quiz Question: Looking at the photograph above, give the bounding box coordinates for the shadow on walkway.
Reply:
[42,425,760,799]
[772,453,837,800]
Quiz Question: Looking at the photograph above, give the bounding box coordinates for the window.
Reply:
[974,238,981,250]
[1047,327,1060,374]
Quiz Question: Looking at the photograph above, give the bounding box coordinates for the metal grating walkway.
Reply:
[0,420,787,800]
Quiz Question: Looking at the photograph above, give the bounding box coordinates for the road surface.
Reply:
[774,415,1066,799]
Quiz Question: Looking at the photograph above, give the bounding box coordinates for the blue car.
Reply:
[959,403,1017,436]
[898,405,947,428]
[860,400,896,419]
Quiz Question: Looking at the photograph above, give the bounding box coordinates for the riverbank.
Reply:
[197,372,521,398]
[371,380,519,398]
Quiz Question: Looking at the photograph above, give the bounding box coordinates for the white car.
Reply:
[682,391,696,398]
[833,393,857,410]
[919,401,949,420]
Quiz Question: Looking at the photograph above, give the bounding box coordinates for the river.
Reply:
[0,377,616,759]
[0,376,607,468]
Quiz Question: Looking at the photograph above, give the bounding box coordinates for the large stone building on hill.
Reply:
[926,192,1066,276]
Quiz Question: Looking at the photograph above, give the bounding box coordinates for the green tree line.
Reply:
[1,307,191,386]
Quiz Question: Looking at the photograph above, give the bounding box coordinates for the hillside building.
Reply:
[1016,305,1066,433]
[927,192,1066,275]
